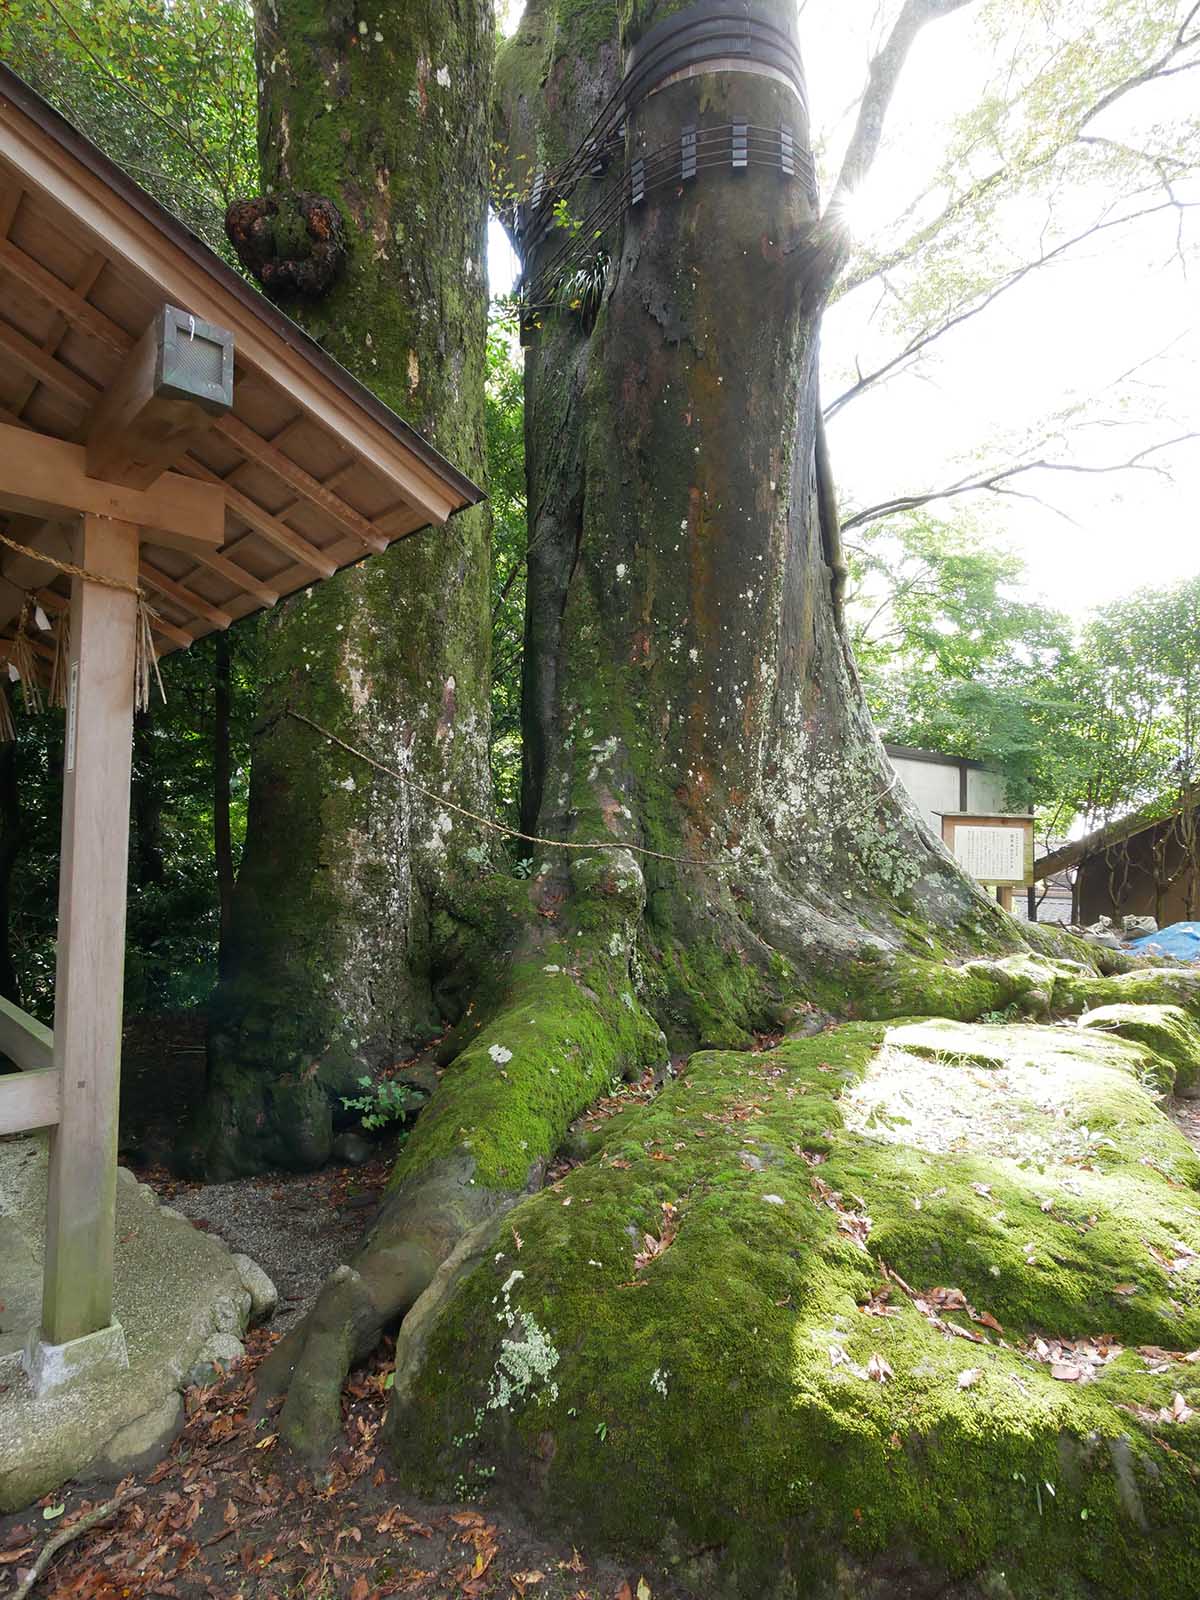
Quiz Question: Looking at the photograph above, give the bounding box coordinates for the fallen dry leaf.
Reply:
[866,1353,894,1383]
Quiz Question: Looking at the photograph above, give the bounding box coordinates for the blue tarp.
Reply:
[1128,922,1200,963]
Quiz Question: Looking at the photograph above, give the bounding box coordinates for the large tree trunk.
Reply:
[256,0,1033,1468]
[0,703,23,1006]
[504,0,1001,1037]
[183,0,494,1178]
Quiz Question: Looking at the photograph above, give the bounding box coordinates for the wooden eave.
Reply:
[0,65,484,657]
[1032,786,1200,882]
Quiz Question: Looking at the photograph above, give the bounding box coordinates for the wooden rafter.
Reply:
[0,233,396,555]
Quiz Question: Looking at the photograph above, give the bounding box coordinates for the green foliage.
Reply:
[0,0,256,253]
[549,251,610,331]
[852,516,1200,838]
[1,625,260,1021]
[340,1074,420,1132]
[848,510,1075,810]
[486,325,527,824]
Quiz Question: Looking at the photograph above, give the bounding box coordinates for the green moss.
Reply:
[392,947,665,1192]
[388,1018,1200,1597]
[1078,1004,1200,1096]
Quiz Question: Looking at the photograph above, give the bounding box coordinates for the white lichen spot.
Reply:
[650,1367,670,1396]
[487,1273,559,1413]
[543,964,562,973]
[357,18,367,32]
[436,64,451,86]
[688,648,699,664]
[488,1044,513,1065]
[616,563,627,579]
[338,776,356,792]
[763,1194,785,1206]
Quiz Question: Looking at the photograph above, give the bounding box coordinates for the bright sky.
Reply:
[487,1,1199,620]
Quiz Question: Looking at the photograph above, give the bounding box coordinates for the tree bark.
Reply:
[0,698,23,1006]
[257,0,1031,1469]
[184,0,494,1177]
[212,630,234,979]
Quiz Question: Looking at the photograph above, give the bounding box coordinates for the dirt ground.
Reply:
[0,1017,688,1599]
[0,1330,687,1600]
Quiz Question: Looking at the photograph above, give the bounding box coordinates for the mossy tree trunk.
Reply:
[257,0,1033,1468]
[500,0,1002,1044]
[186,0,494,1178]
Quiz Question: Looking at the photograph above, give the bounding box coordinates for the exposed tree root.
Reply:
[257,850,665,1461]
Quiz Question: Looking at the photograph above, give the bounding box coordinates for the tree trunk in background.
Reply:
[185,0,494,1177]
[0,707,23,1005]
[130,713,166,892]
[213,631,234,979]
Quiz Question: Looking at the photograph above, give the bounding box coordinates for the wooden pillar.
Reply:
[40,514,138,1346]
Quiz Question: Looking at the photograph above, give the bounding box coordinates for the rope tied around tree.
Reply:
[0,527,166,740]
[283,708,733,872]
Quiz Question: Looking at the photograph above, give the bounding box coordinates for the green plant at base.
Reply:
[341,1076,420,1132]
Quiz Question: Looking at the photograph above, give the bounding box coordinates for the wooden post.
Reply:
[40,514,138,1347]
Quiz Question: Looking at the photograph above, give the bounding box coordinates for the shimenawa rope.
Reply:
[0,528,166,731]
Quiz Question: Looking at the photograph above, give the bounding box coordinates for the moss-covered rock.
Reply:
[1078,1004,1200,1097]
[386,1017,1200,1598]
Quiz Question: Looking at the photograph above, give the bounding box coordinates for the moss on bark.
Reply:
[186,0,494,1177]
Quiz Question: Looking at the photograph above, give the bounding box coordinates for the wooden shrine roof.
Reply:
[0,65,484,657]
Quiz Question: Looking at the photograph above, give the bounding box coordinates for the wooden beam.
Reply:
[0,235,129,356]
[41,514,138,1346]
[0,1067,60,1134]
[183,547,278,610]
[178,457,336,577]
[0,315,96,408]
[139,558,232,629]
[216,413,388,554]
[0,992,53,1071]
[0,422,224,547]
[87,306,233,489]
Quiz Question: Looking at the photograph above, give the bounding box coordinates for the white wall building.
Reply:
[885,743,1010,835]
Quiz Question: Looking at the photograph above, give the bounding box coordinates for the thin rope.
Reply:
[284,708,730,872]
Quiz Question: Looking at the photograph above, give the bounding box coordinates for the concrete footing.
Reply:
[22,1320,129,1397]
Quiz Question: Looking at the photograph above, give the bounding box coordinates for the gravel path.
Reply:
[139,1157,393,1333]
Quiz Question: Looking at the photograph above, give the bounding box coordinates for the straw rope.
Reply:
[0,529,143,596]
[0,527,166,730]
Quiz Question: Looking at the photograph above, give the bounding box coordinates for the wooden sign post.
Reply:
[940,812,1035,913]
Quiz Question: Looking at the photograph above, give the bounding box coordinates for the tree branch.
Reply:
[832,4,1200,310]
[840,432,1200,533]
[825,195,1199,419]
[810,0,980,296]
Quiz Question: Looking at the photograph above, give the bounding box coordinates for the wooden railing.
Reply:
[0,995,59,1134]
